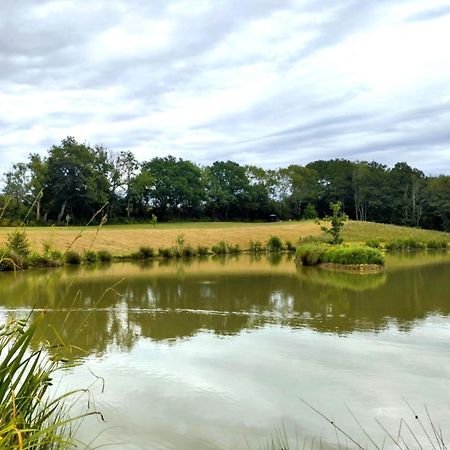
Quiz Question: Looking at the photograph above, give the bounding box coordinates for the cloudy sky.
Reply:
[1,0,450,175]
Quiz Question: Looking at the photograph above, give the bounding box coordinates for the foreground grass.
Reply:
[0,220,448,257]
[0,314,90,448]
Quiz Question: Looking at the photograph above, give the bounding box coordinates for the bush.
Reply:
[28,252,62,268]
[97,249,113,262]
[211,241,228,255]
[139,246,154,258]
[266,235,282,252]
[182,245,197,257]
[386,238,426,250]
[228,243,241,254]
[249,240,264,253]
[0,249,27,271]
[426,239,448,249]
[83,250,98,264]
[158,247,174,257]
[64,250,82,265]
[296,244,385,266]
[322,246,385,265]
[6,230,31,257]
[366,238,382,248]
[196,246,209,256]
[285,240,296,252]
[295,244,326,266]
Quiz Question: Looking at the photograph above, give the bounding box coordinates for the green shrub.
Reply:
[0,249,27,271]
[285,240,296,252]
[64,250,82,265]
[249,240,264,253]
[6,230,31,257]
[296,244,385,266]
[196,246,209,256]
[28,252,62,268]
[295,244,326,266]
[266,235,282,252]
[139,246,154,258]
[158,247,174,257]
[211,241,228,255]
[182,245,197,257]
[426,239,448,249]
[228,243,241,254]
[386,238,426,250]
[366,238,382,248]
[322,246,385,265]
[83,250,98,264]
[97,249,113,262]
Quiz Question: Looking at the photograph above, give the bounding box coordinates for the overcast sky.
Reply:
[1,0,450,175]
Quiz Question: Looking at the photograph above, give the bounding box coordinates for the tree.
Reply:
[42,137,111,223]
[139,156,204,220]
[204,161,251,220]
[317,201,348,244]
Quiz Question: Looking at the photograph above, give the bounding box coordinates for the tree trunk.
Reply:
[57,201,66,224]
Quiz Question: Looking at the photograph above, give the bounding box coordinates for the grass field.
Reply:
[0,220,448,256]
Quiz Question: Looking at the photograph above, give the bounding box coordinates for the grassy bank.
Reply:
[0,220,448,259]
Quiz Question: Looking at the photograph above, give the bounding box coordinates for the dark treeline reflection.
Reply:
[0,255,449,358]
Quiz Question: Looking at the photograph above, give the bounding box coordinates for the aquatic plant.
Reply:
[64,250,82,265]
[249,240,264,253]
[83,250,98,264]
[97,249,113,262]
[266,236,283,252]
[296,244,384,266]
[0,314,92,448]
[196,246,209,256]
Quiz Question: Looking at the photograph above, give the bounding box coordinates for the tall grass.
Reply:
[0,314,94,448]
[295,244,385,266]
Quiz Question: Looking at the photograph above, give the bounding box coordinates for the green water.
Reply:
[0,252,449,449]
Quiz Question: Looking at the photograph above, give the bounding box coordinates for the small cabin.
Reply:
[268,214,278,222]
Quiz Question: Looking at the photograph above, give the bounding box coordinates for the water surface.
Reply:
[0,253,449,449]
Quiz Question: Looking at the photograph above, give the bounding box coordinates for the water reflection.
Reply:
[0,253,449,359]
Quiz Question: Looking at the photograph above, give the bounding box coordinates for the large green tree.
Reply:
[42,137,111,223]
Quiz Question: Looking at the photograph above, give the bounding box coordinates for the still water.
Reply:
[0,253,449,449]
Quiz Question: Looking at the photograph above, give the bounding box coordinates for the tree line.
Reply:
[1,136,449,231]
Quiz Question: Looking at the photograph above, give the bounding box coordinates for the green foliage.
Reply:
[139,246,154,258]
[28,252,62,268]
[211,241,228,255]
[426,239,448,249]
[317,201,348,244]
[249,240,264,253]
[303,203,318,219]
[182,245,197,257]
[365,238,382,248]
[97,249,113,262]
[6,230,31,257]
[296,244,384,266]
[0,315,86,448]
[83,250,98,264]
[158,247,174,257]
[295,244,326,266]
[150,213,158,226]
[64,250,82,265]
[196,246,209,256]
[266,235,283,252]
[0,249,27,271]
[322,246,385,265]
[385,238,426,250]
[285,240,296,252]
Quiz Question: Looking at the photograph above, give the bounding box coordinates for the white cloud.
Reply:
[0,0,450,174]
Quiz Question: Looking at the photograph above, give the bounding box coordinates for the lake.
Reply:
[0,252,449,449]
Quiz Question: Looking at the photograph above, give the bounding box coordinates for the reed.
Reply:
[0,314,94,448]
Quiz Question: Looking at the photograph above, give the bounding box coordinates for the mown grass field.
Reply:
[0,220,448,256]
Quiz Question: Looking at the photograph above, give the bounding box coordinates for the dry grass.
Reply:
[0,221,321,256]
[0,220,448,257]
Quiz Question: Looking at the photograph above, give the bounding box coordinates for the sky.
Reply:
[1,0,450,175]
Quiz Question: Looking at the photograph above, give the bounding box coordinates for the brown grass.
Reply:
[0,221,321,256]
